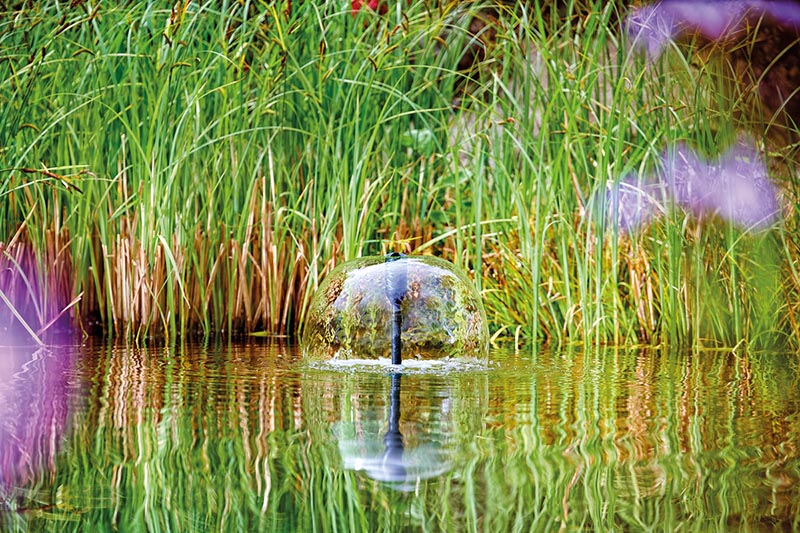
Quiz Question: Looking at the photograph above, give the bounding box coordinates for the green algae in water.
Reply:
[301,255,489,361]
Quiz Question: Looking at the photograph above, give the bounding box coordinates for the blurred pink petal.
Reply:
[663,139,781,229]
[605,138,780,232]
[627,1,800,58]
[0,346,74,495]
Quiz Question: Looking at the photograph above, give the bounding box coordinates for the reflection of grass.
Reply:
[0,1,797,346]
[7,344,798,531]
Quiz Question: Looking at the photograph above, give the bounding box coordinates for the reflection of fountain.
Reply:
[0,344,74,501]
[334,373,455,492]
[380,374,406,480]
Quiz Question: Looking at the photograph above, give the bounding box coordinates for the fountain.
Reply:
[301,253,488,363]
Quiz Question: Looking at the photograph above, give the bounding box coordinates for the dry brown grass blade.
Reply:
[36,291,83,336]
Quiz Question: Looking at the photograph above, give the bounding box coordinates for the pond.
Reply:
[1,341,798,531]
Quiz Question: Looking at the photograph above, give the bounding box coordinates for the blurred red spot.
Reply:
[351,0,386,16]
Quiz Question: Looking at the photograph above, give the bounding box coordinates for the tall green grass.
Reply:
[0,1,797,346]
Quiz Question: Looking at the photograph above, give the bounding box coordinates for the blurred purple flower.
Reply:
[627,1,800,58]
[605,138,781,232]
[605,178,666,232]
[663,140,781,229]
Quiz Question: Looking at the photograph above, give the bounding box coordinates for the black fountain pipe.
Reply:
[384,252,407,365]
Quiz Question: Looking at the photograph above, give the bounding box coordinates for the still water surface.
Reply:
[1,341,798,531]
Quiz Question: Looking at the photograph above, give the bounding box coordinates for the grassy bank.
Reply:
[1,1,798,347]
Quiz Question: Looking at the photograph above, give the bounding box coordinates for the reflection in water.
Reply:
[4,342,798,531]
[333,373,458,491]
[0,344,74,502]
